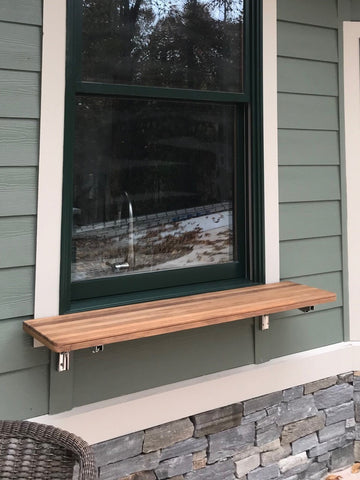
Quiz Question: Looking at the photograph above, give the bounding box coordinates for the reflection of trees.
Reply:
[82,0,243,91]
[75,0,241,226]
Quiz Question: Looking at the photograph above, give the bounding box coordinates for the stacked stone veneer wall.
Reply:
[93,372,360,480]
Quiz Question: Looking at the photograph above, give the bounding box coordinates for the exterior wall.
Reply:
[0,0,355,424]
[91,372,358,479]
[259,0,345,363]
[0,0,49,419]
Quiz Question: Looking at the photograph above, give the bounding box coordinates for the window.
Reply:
[60,0,263,313]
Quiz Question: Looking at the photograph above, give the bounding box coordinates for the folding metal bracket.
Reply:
[57,352,70,372]
[260,314,270,331]
[92,345,104,353]
[299,306,315,313]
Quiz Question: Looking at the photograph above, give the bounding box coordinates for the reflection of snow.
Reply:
[171,211,232,234]
[72,209,234,281]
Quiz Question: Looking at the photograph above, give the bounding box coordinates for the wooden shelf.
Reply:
[23,282,336,354]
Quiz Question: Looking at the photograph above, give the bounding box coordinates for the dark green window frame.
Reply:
[60,0,264,314]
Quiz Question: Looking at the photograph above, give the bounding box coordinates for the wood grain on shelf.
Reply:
[23,281,336,353]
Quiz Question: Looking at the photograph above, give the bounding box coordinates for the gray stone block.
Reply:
[317,452,330,463]
[279,453,308,474]
[353,373,360,391]
[267,406,279,416]
[281,414,325,445]
[292,433,318,455]
[244,392,283,416]
[308,434,347,457]
[283,386,303,402]
[143,419,194,453]
[337,372,353,384]
[208,423,255,463]
[261,444,291,466]
[257,413,279,430]
[282,460,312,477]
[233,445,261,461]
[256,424,280,447]
[330,442,354,470]
[94,431,144,466]
[355,440,360,461]
[119,472,156,480]
[184,459,235,480]
[355,423,360,440]
[303,469,328,480]
[235,454,260,477]
[247,464,279,480]
[355,400,360,422]
[314,383,353,409]
[155,455,193,480]
[191,403,242,437]
[277,396,318,426]
[161,437,207,461]
[304,377,337,395]
[242,410,267,425]
[325,401,354,425]
[99,452,161,480]
[305,461,327,476]
[318,421,346,443]
[346,417,356,428]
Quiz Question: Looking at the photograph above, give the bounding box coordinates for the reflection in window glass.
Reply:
[81,0,244,92]
[72,96,238,281]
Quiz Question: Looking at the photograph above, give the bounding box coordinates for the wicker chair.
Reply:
[0,420,97,479]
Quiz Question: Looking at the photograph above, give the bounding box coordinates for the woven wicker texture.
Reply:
[0,421,97,479]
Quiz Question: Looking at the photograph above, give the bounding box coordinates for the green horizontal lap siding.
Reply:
[274,271,343,318]
[0,0,45,421]
[280,201,341,241]
[351,1,360,20]
[255,308,343,363]
[277,22,338,62]
[0,0,42,26]
[0,167,37,216]
[267,0,345,364]
[0,71,40,119]
[0,21,41,71]
[278,94,339,130]
[278,130,340,165]
[0,365,49,419]
[0,267,34,320]
[0,317,49,374]
[277,0,338,27]
[0,119,39,167]
[0,216,36,268]
[279,166,340,202]
[278,58,338,96]
[280,236,342,279]
[72,319,254,407]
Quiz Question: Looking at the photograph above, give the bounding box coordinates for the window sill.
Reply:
[24,281,335,354]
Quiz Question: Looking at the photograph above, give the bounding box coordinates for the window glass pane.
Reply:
[81,0,244,92]
[72,96,238,281]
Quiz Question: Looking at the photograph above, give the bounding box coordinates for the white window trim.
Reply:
[34,0,66,318]
[34,0,279,319]
[343,22,360,341]
[32,0,282,441]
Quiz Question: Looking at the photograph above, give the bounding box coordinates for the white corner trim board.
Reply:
[34,0,66,319]
[263,0,280,284]
[33,0,280,319]
[29,341,358,445]
[343,22,360,341]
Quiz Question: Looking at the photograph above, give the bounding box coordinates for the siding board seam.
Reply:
[278,19,339,32]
